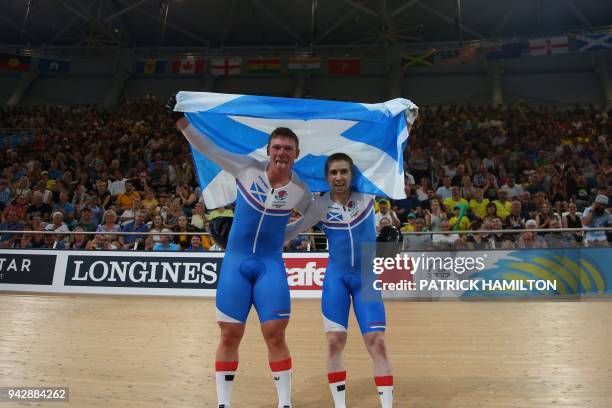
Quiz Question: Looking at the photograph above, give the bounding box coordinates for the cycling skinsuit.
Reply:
[286,192,385,334]
[181,123,312,323]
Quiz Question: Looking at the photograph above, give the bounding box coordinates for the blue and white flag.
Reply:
[175,91,418,209]
[574,33,612,52]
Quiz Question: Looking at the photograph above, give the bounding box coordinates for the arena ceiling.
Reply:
[2,0,612,50]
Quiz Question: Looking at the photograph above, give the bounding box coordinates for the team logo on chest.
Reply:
[271,190,288,208]
[346,200,359,219]
[249,181,268,204]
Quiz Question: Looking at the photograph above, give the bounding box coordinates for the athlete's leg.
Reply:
[352,275,393,407]
[253,257,293,407]
[322,271,351,408]
[215,255,253,407]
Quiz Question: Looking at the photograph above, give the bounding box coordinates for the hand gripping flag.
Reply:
[175,91,418,209]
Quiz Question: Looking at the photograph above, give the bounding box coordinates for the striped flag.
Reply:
[528,36,568,56]
[210,58,242,76]
[248,58,281,74]
[171,58,204,75]
[0,54,31,71]
[135,59,166,74]
[287,57,321,74]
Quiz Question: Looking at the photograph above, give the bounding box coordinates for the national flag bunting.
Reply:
[485,43,522,60]
[171,58,204,75]
[437,47,478,64]
[327,59,361,75]
[401,50,436,69]
[287,57,321,73]
[210,58,242,76]
[248,58,281,74]
[0,54,31,71]
[528,36,568,56]
[38,58,71,73]
[135,59,166,74]
[574,32,612,52]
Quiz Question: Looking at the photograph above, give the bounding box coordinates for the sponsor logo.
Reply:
[285,257,328,290]
[65,256,220,288]
[0,254,56,285]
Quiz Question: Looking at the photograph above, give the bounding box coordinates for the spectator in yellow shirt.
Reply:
[116,181,141,211]
[493,189,512,220]
[443,186,468,213]
[469,189,489,220]
[449,205,471,231]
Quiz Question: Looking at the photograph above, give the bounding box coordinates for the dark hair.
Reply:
[324,152,354,176]
[267,127,299,152]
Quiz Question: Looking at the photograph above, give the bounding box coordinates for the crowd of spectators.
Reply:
[0,98,610,252]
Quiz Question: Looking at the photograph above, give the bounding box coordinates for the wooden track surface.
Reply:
[1,294,611,407]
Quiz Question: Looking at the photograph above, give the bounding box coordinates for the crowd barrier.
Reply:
[1,248,610,300]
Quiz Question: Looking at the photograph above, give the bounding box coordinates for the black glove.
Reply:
[166,94,184,122]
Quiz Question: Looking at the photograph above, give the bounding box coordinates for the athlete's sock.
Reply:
[216,361,238,407]
[375,376,393,408]
[328,371,347,408]
[270,357,292,408]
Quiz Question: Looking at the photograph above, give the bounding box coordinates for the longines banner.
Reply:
[0,248,611,299]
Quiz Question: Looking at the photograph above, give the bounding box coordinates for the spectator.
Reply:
[26,191,52,223]
[186,235,206,252]
[432,220,460,249]
[492,189,512,220]
[501,174,523,199]
[505,200,525,230]
[119,211,149,249]
[116,180,141,211]
[581,195,611,247]
[402,217,432,250]
[96,210,121,234]
[45,212,70,244]
[468,188,489,221]
[208,205,233,220]
[562,202,583,243]
[149,215,165,243]
[375,199,401,232]
[544,218,576,248]
[76,207,98,232]
[153,229,180,251]
[535,202,560,229]
[443,186,468,214]
[51,190,76,227]
[3,195,27,222]
[435,176,453,200]
[0,209,25,248]
[70,226,89,250]
[0,179,12,210]
[190,202,207,230]
[141,188,159,218]
[393,183,419,224]
[517,220,547,249]
[173,214,195,250]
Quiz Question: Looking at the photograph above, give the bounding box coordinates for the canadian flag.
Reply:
[528,36,568,56]
[172,58,204,74]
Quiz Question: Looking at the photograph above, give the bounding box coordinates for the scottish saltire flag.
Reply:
[175,91,418,209]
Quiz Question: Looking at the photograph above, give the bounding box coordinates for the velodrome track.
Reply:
[1,294,611,407]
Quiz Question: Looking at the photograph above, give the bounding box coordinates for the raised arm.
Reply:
[177,117,256,178]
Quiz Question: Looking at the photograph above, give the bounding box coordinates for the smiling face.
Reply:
[327,159,352,197]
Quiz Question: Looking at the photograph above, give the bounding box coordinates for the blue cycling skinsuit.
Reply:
[286,192,386,334]
[181,123,312,323]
